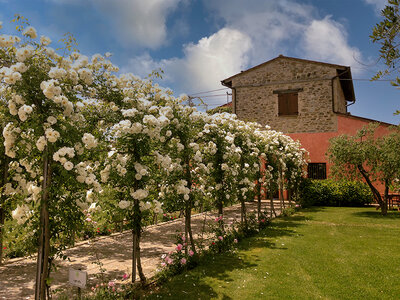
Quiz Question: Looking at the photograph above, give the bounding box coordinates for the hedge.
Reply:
[298,179,373,207]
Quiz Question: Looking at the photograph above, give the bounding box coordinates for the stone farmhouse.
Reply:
[221,55,392,183]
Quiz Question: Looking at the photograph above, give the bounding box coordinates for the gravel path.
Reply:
[0,200,285,299]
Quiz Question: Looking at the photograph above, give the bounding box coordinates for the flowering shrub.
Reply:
[208,216,239,254]
[157,232,197,282]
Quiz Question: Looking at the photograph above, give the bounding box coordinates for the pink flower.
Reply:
[161,262,166,267]
[122,273,129,280]
[181,258,187,265]
[85,217,92,222]
[166,257,173,264]
[218,236,223,241]
[189,250,194,256]
[176,243,183,251]
[234,239,238,243]
[215,215,223,222]
[108,281,115,288]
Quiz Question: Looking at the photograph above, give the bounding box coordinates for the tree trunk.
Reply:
[35,154,51,300]
[257,191,261,220]
[185,204,196,254]
[184,158,196,254]
[357,165,386,215]
[131,197,146,284]
[136,231,146,284]
[240,197,247,227]
[131,229,137,283]
[279,172,285,210]
[217,189,224,229]
[382,180,389,216]
[0,155,9,265]
[269,190,276,218]
[217,197,223,216]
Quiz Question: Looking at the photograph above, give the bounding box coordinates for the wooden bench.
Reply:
[388,194,400,211]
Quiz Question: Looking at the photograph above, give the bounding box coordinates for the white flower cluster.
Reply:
[12,204,30,225]
[0,66,22,84]
[17,104,33,121]
[100,165,111,183]
[22,26,37,39]
[41,79,62,100]
[40,35,51,46]
[134,162,148,180]
[152,200,163,214]
[3,122,19,158]
[53,95,74,116]
[53,147,75,170]
[118,200,130,209]
[49,67,67,80]
[130,188,149,200]
[121,108,138,117]
[82,133,97,149]
[45,128,60,143]
[75,162,101,192]
[16,45,34,62]
[78,68,93,85]
[176,180,190,200]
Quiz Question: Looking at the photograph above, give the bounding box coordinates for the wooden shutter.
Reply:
[278,93,298,115]
[287,93,298,115]
[278,94,289,115]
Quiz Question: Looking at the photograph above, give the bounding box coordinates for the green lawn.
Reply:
[144,207,400,300]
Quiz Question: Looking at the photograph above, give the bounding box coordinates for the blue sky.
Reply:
[0,0,398,124]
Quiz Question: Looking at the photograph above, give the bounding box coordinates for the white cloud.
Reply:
[203,0,314,65]
[92,0,182,49]
[204,0,363,72]
[364,0,388,11]
[301,16,362,71]
[123,28,252,96]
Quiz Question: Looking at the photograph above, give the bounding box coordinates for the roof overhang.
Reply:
[337,67,356,102]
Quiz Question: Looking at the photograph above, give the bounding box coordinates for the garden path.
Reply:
[0,199,285,299]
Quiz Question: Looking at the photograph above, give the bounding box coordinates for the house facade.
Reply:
[221,55,392,188]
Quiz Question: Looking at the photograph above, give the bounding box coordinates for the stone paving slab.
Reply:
[0,200,285,299]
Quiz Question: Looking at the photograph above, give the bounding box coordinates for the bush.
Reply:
[298,179,373,207]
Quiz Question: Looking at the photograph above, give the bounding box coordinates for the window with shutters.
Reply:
[273,89,301,116]
[307,163,327,179]
[278,93,298,115]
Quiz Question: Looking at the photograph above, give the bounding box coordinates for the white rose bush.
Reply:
[157,101,208,255]
[0,17,120,298]
[0,16,308,298]
[0,93,11,264]
[200,113,240,225]
[98,75,173,284]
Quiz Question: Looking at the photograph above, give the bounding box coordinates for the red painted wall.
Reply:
[287,114,392,194]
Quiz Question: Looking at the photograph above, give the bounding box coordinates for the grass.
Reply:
[143,207,400,300]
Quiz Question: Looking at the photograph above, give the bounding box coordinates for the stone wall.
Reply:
[231,57,348,133]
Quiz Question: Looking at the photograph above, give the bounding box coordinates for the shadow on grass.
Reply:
[144,213,307,300]
[352,210,400,220]
[143,253,255,299]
